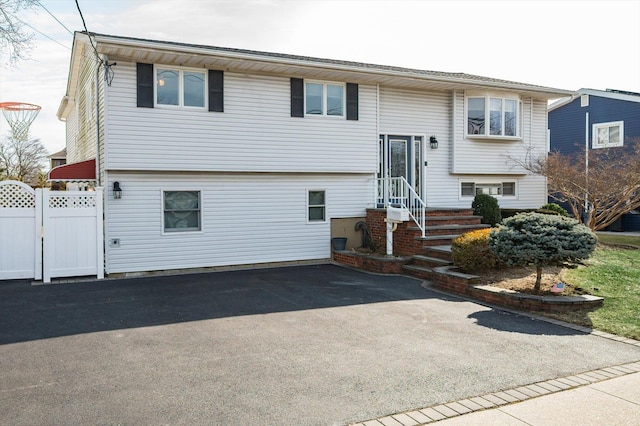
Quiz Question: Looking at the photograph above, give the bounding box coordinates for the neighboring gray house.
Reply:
[54,32,571,275]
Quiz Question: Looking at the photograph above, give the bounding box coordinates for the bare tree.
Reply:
[0,134,48,186]
[520,139,640,231]
[0,0,37,66]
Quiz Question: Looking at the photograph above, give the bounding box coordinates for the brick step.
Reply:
[411,254,452,268]
[422,236,455,245]
[424,223,490,237]
[425,215,482,227]
[425,208,474,217]
[422,245,452,261]
[402,264,437,281]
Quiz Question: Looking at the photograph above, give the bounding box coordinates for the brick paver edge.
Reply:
[350,361,640,426]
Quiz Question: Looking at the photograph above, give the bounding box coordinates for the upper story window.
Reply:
[305,82,345,117]
[466,95,520,138]
[593,121,624,148]
[137,63,223,112]
[156,67,206,108]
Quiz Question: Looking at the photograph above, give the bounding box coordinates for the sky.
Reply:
[1,0,639,156]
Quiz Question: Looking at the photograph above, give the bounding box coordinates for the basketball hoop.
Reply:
[0,102,41,141]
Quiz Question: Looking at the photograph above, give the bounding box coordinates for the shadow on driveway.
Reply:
[1,264,581,344]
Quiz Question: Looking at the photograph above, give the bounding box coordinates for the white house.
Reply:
[52,32,572,276]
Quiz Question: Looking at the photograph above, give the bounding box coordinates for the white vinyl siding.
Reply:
[104,172,373,274]
[67,55,101,164]
[378,87,546,209]
[106,64,377,173]
[452,93,545,175]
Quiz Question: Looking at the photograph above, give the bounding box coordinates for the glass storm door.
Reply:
[378,135,424,206]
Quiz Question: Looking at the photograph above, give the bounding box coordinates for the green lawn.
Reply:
[544,233,640,340]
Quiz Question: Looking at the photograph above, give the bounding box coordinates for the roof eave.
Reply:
[91,33,573,100]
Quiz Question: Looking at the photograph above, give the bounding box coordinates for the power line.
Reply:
[35,0,73,35]
[3,9,71,51]
[74,0,100,61]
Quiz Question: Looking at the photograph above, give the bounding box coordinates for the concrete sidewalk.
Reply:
[354,362,640,426]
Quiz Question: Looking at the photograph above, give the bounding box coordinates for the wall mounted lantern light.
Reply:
[430,135,438,149]
[113,181,122,199]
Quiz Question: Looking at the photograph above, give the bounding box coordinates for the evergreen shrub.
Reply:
[472,194,502,226]
[538,203,570,217]
[451,228,497,272]
[489,212,597,293]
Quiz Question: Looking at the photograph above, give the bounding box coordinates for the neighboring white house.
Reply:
[53,31,572,275]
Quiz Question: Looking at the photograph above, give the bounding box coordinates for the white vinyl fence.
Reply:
[0,180,104,283]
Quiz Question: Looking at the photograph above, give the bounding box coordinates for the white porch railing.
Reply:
[376,177,426,237]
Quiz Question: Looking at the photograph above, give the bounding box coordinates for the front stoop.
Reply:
[366,208,487,256]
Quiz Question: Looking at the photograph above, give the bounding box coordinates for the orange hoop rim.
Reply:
[0,102,42,111]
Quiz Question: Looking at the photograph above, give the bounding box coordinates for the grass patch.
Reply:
[538,241,640,340]
[596,232,640,249]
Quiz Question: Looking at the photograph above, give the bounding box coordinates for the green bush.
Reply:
[451,228,497,272]
[472,194,501,226]
[500,208,536,220]
[538,203,569,217]
[489,212,597,294]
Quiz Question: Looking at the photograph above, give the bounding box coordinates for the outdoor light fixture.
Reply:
[430,135,438,149]
[113,181,122,199]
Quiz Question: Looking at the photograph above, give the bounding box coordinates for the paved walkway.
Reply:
[352,325,640,426]
[352,363,640,426]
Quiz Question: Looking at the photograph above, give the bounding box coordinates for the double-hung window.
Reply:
[466,95,520,138]
[593,121,624,148]
[305,82,344,117]
[308,190,326,222]
[156,67,206,108]
[163,190,201,232]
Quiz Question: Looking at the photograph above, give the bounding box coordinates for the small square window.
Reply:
[163,191,201,232]
[308,190,326,222]
[461,182,475,197]
[502,182,516,196]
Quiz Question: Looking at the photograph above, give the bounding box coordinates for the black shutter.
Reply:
[136,63,154,108]
[209,70,224,112]
[291,78,304,117]
[346,83,358,121]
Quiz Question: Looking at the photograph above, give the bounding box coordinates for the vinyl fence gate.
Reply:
[0,180,104,283]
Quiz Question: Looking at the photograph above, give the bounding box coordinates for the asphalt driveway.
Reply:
[1,264,639,425]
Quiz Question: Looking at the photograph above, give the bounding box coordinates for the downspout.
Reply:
[584,111,589,223]
[375,83,380,207]
[451,90,457,174]
[95,60,101,187]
